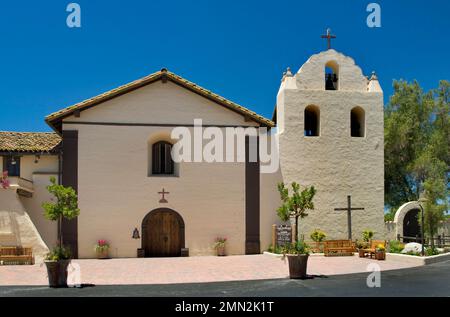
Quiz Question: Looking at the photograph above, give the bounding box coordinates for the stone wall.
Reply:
[277,49,385,241]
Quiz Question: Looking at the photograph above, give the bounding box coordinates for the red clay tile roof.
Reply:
[45,69,275,133]
[0,132,61,153]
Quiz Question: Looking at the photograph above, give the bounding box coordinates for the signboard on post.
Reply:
[276,225,292,247]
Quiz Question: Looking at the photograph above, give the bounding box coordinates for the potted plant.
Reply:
[282,241,310,279]
[310,229,326,253]
[375,244,386,260]
[214,237,227,256]
[277,182,316,279]
[362,229,374,244]
[42,177,80,288]
[95,239,110,259]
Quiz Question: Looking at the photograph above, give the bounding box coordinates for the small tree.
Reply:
[310,229,327,242]
[277,182,316,243]
[420,180,447,248]
[362,229,374,242]
[42,177,79,256]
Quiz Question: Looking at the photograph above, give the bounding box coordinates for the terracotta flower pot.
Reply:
[216,245,226,256]
[287,254,309,279]
[375,251,385,260]
[45,260,70,288]
[96,248,109,259]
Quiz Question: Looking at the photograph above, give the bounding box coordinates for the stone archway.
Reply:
[141,208,185,257]
[393,201,422,240]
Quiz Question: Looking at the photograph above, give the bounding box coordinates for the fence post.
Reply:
[438,235,442,248]
[397,233,401,242]
[271,224,277,248]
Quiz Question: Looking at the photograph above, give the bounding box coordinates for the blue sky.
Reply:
[0,0,448,132]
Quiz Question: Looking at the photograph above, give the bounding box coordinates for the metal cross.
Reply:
[158,188,169,203]
[321,28,336,49]
[334,195,364,240]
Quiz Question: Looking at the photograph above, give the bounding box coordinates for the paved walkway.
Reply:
[0,254,420,286]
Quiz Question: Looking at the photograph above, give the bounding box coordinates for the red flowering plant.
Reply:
[1,171,10,189]
[94,239,110,252]
[214,237,227,250]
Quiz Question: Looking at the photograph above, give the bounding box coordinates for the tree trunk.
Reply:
[295,216,299,243]
[59,215,63,249]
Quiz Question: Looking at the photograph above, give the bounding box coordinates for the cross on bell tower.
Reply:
[321,28,336,50]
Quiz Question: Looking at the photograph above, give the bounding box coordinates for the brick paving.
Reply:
[0,254,420,286]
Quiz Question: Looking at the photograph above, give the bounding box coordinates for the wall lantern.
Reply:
[132,228,140,239]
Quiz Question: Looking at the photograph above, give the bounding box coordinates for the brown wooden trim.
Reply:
[245,135,260,254]
[61,130,78,259]
[0,152,59,156]
[62,121,258,128]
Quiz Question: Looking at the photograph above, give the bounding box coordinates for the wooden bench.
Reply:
[323,240,355,256]
[0,246,34,265]
[360,240,386,259]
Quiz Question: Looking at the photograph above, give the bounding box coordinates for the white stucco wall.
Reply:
[260,164,283,250]
[63,81,259,127]
[277,50,385,241]
[22,173,59,249]
[0,154,59,257]
[0,189,51,262]
[20,155,58,181]
[62,81,266,258]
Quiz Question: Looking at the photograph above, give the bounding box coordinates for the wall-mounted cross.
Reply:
[158,188,169,203]
[321,28,336,50]
[334,195,364,240]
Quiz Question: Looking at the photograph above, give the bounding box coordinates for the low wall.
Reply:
[0,189,50,263]
[385,220,449,241]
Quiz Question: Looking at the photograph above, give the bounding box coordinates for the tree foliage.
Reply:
[277,182,316,243]
[385,80,449,238]
[42,177,79,251]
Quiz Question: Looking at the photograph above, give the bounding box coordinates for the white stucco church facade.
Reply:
[0,48,385,260]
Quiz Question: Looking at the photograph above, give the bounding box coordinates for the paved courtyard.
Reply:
[0,254,421,286]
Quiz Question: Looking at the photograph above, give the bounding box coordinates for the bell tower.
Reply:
[275,44,385,240]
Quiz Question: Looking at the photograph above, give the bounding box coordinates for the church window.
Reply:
[152,141,174,175]
[304,105,320,137]
[325,61,339,90]
[351,107,365,137]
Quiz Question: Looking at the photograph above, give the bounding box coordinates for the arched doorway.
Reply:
[403,208,421,242]
[142,208,185,257]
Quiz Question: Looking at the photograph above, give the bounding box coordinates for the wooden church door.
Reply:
[143,209,184,257]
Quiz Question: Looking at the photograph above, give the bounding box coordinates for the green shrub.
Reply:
[355,240,369,249]
[425,247,440,256]
[362,229,374,242]
[45,246,71,261]
[267,244,283,254]
[310,229,327,242]
[406,251,421,256]
[389,240,405,253]
[282,241,310,255]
